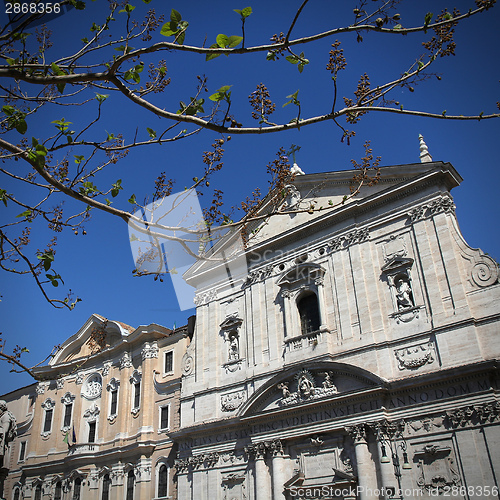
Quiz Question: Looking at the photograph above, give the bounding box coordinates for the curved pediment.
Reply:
[238,362,385,417]
[50,314,134,366]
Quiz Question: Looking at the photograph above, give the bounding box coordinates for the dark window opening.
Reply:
[102,474,111,500]
[19,441,26,462]
[126,470,134,500]
[160,406,169,430]
[13,487,21,500]
[298,292,321,334]
[158,464,168,498]
[54,482,62,500]
[73,478,82,500]
[164,351,173,373]
[64,403,73,428]
[88,421,96,443]
[43,408,53,433]
[110,389,118,415]
[34,485,42,500]
[134,382,141,409]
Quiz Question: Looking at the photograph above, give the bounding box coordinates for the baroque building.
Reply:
[174,149,500,499]
[2,313,192,500]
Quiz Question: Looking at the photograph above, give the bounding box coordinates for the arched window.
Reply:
[297,292,321,334]
[73,477,82,500]
[13,487,21,500]
[34,484,42,500]
[102,474,111,500]
[158,464,168,498]
[54,481,62,500]
[126,470,134,500]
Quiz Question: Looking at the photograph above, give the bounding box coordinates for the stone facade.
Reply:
[174,162,500,500]
[2,314,192,500]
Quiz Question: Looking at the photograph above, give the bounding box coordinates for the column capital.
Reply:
[269,439,284,457]
[345,424,368,444]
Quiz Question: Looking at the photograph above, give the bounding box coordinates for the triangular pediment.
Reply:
[381,256,414,274]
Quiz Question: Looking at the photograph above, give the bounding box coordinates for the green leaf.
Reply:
[209,85,232,102]
[171,9,182,23]
[95,93,109,103]
[74,155,85,164]
[147,127,157,138]
[216,34,230,48]
[266,51,276,61]
[111,179,122,198]
[15,119,27,134]
[51,62,65,76]
[119,4,135,14]
[56,82,66,94]
[227,35,243,48]
[6,58,16,65]
[128,194,137,204]
[286,55,299,64]
[206,43,221,61]
[0,189,8,207]
[143,0,152,3]
[16,209,32,219]
[38,250,54,271]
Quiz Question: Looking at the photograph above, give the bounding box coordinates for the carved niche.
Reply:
[381,255,422,324]
[220,315,244,373]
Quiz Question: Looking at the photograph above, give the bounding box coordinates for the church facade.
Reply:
[1,146,500,500]
[2,314,192,500]
[174,155,500,499]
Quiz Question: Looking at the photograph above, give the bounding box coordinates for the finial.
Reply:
[287,144,305,175]
[419,134,433,163]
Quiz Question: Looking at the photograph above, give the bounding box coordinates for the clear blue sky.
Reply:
[1,0,499,394]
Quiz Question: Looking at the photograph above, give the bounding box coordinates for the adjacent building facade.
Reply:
[2,314,192,499]
[175,158,500,500]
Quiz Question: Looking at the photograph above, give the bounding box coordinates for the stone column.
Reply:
[270,439,287,500]
[346,424,378,500]
[247,442,272,500]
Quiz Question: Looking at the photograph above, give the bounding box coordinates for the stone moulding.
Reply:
[394,341,436,370]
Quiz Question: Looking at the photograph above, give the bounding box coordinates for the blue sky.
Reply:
[0,0,499,394]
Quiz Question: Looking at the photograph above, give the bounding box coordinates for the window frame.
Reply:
[18,440,26,463]
[157,462,169,499]
[158,404,170,432]
[164,349,174,375]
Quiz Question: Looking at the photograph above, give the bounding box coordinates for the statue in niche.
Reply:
[395,274,414,310]
[228,333,239,361]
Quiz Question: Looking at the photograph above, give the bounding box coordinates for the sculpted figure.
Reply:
[228,334,239,361]
[395,276,414,310]
[298,374,315,398]
[0,400,17,462]
[277,382,290,398]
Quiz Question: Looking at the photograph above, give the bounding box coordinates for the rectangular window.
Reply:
[160,406,169,430]
[88,421,96,443]
[164,351,173,373]
[134,382,141,409]
[110,389,118,415]
[43,408,53,433]
[19,441,26,462]
[64,403,73,428]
